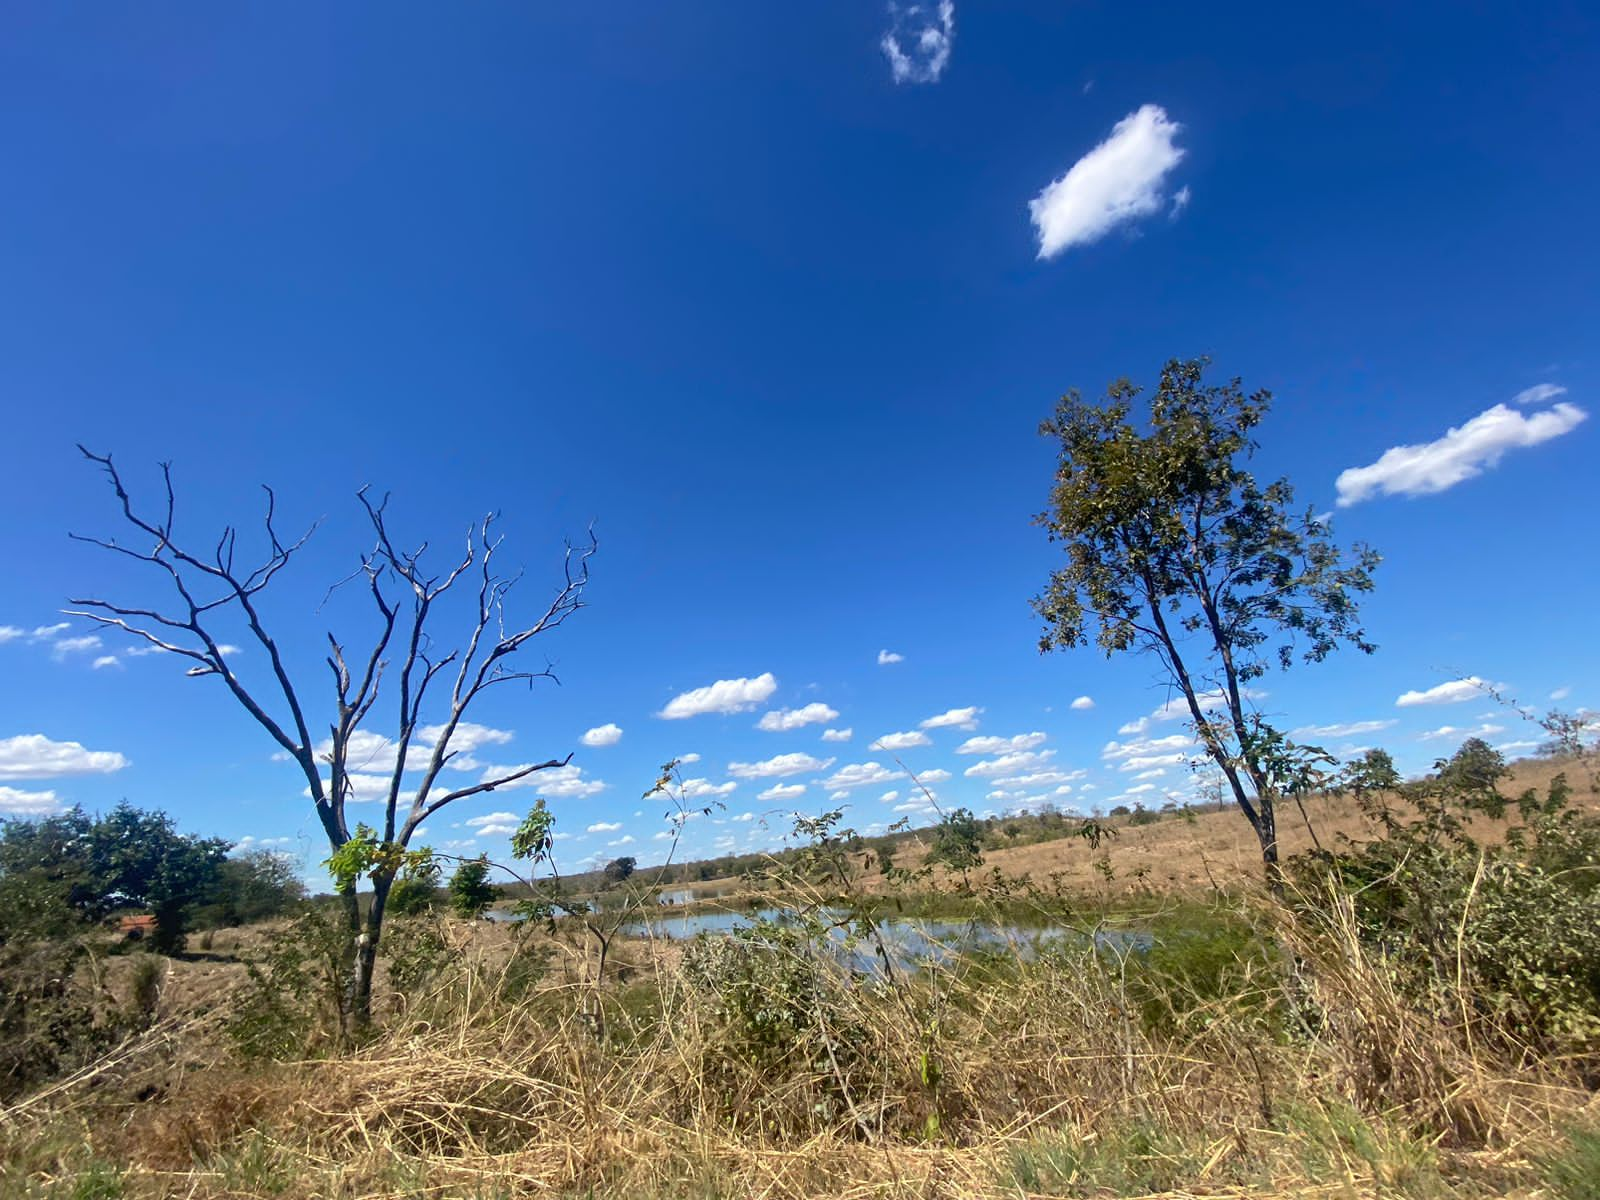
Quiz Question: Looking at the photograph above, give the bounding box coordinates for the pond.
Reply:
[622,906,1153,971]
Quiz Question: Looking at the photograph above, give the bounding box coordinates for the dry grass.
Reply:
[4,884,1596,1200]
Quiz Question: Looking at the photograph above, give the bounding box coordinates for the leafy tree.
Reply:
[602,856,637,885]
[448,855,498,918]
[0,804,228,953]
[69,449,593,1027]
[387,855,443,916]
[84,804,230,953]
[925,808,984,886]
[1034,358,1380,887]
[197,850,308,928]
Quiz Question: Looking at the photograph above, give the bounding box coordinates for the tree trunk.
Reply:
[1254,794,1283,897]
[348,876,392,1033]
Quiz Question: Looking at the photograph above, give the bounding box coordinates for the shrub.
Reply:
[448,856,498,919]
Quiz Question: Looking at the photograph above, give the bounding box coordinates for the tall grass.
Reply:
[3,879,1593,1199]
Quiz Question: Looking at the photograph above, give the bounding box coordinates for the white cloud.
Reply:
[1418,723,1504,742]
[481,762,606,798]
[880,0,954,85]
[607,835,636,847]
[681,778,738,799]
[731,811,756,822]
[1070,696,1095,711]
[963,749,1056,779]
[466,811,520,828]
[30,623,69,639]
[316,723,516,776]
[1169,185,1191,217]
[727,752,834,780]
[821,728,853,743]
[0,785,63,815]
[917,768,952,783]
[587,821,623,834]
[871,730,932,752]
[992,768,1085,789]
[0,625,25,643]
[1550,686,1572,701]
[920,707,982,731]
[1395,678,1487,708]
[580,723,623,748]
[92,655,121,670]
[1513,383,1567,406]
[658,673,778,719]
[877,649,905,665]
[757,782,806,802]
[1336,398,1587,507]
[1292,719,1398,740]
[0,734,129,781]
[880,790,900,803]
[1147,687,1263,723]
[757,702,839,732]
[823,761,904,791]
[1029,104,1188,259]
[652,830,674,842]
[51,634,102,659]
[678,752,702,764]
[1133,768,1167,780]
[956,732,1047,755]
[1117,717,1150,736]
[473,822,519,837]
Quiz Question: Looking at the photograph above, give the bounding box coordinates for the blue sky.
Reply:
[1,3,1595,879]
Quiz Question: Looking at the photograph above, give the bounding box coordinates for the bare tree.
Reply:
[67,447,593,1028]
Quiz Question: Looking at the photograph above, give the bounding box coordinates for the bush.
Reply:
[1292,740,1600,1057]
[448,856,498,919]
[227,906,348,1059]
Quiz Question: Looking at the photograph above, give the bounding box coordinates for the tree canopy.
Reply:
[1034,358,1381,883]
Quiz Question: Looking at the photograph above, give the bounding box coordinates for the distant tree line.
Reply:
[0,803,306,955]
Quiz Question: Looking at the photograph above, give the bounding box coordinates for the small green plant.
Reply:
[1543,1122,1600,1200]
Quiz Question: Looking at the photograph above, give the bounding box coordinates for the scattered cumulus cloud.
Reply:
[920,707,982,731]
[727,752,834,780]
[821,728,853,742]
[1550,686,1572,701]
[681,778,738,799]
[0,625,25,643]
[580,723,623,748]
[1070,696,1095,711]
[607,835,635,847]
[957,732,1046,755]
[1396,678,1488,708]
[877,649,905,665]
[823,761,904,791]
[0,785,63,815]
[50,635,102,659]
[0,734,129,781]
[482,762,606,798]
[757,782,806,802]
[871,730,931,752]
[917,768,952,783]
[1336,394,1587,507]
[587,821,623,834]
[678,752,702,765]
[963,749,1056,779]
[1029,104,1188,259]
[880,1,954,85]
[658,673,778,719]
[757,702,839,732]
[1292,719,1398,740]
[92,656,121,670]
[1513,383,1567,406]
[1418,723,1505,742]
